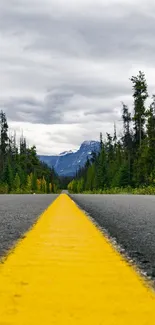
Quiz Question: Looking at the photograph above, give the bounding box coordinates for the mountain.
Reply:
[38,140,100,176]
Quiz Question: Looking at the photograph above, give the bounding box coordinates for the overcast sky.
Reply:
[0,0,155,154]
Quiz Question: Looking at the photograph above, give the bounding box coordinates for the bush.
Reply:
[71,186,155,195]
[0,183,8,194]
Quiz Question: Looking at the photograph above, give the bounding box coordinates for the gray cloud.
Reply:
[0,82,128,125]
[0,0,155,153]
[1,0,155,63]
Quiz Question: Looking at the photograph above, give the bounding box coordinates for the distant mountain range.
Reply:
[38,140,100,176]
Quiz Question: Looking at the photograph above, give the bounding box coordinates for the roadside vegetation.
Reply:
[68,71,155,195]
[0,112,60,194]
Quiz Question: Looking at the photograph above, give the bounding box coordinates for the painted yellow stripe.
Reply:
[0,194,154,324]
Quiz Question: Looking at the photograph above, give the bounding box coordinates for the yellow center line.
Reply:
[0,194,154,324]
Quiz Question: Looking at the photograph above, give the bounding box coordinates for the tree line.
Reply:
[0,112,60,194]
[68,71,155,194]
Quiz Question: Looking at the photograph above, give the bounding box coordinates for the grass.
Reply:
[70,186,155,195]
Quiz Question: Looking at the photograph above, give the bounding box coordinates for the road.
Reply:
[0,194,58,257]
[0,193,155,324]
[0,193,155,281]
[71,194,155,280]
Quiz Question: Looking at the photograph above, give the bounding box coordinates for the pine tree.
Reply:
[0,111,8,173]
[20,134,27,155]
[26,175,32,193]
[2,160,14,192]
[146,95,155,183]
[68,72,155,194]
[100,132,103,149]
[37,179,41,192]
[96,145,107,189]
[113,123,117,147]
[131,71,148,148]
[49,183,52,193]
[77,178,84,193]
[85,165,95,191]
[31,172,37,192]
[105,133,115,186]
[0,110,59,193]
[122,103,132,184]
[13,173,21,193]
[42,177,47,193]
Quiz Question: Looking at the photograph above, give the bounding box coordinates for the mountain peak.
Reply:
[81,140,98,146]
[39,140,100,176]
[59,150,73,156]
[80,140,100,151]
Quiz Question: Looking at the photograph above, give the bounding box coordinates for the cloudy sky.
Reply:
[0,0,155,154]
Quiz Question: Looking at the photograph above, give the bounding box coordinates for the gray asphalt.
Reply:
[0,194,58,258]
[1,193,155,282]
[71,194,155,280]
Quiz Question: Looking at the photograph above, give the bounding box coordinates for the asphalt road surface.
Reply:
[0,194,58,257]
[71,194,155,280]
[0,193,155,282]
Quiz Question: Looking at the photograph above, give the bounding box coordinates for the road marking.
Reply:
[0,194,154,324]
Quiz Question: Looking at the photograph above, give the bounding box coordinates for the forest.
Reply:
[68,71,155,194]
[0,112,60,194]
[1,71,155,195]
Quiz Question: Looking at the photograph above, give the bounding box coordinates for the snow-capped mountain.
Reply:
[58,150,75,156]
[38,140,100,176]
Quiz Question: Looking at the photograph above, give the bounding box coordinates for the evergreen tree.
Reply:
[31,172,37,192]
[49,183,52,193]
[122,103,132,184]
[95,145,107,189]
[2,159,14,192]
[26,175,32,193]
[146,95,155,182]
[100,132,103,149]
[68,72,155,194]
[0,111,60,194]
[131,71,148,148]
[13,173,21,192]
[85,165,95,191]
[0,111,8,172]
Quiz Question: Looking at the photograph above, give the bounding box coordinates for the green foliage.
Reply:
[13,173,21,193]
[0,112,60,194]
[26,175,32,193]
[68,72,155,195]
[131,71,148,148]
[0,183,8,194]
[81,186,155,195]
